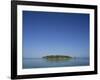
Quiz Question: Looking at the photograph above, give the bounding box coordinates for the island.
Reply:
[43,55,72,61]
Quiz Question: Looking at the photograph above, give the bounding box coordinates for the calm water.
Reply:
[23,58,89,69]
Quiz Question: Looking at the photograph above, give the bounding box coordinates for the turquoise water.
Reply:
[23,57,89,69]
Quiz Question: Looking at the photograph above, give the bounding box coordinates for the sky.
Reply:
[22,11,89,58]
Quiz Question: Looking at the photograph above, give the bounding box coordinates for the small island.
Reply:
[43,55,72,61]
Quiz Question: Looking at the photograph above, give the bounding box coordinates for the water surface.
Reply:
[23,57,89,69]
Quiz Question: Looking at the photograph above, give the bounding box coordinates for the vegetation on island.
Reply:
[43,55,72,61]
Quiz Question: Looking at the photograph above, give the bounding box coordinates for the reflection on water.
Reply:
[23,57,89,69]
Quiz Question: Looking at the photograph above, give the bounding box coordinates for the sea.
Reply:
[23,57,89,69]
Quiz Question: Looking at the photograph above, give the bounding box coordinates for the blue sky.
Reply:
[23,11,89,58]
